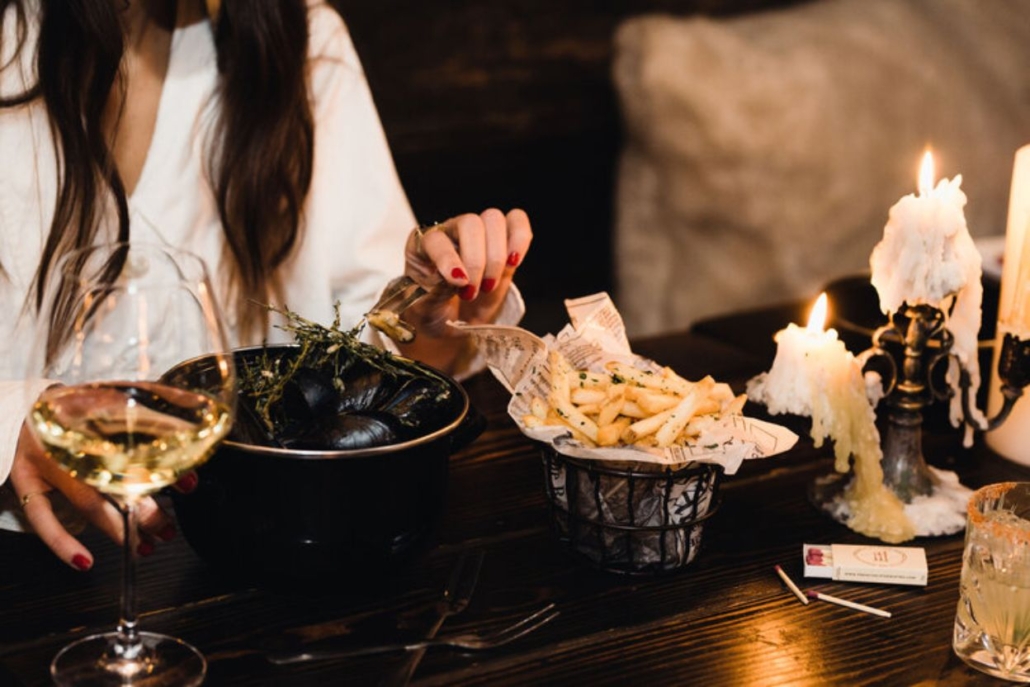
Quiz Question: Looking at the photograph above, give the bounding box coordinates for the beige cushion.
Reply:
[613,0,1030,336]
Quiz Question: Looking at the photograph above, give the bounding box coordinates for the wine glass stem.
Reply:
[116,500,143,660]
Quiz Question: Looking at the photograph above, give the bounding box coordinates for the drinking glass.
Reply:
[953,482,1030,682]
[26,243,235,686]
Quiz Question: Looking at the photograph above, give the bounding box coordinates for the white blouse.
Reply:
[0,2,521,486]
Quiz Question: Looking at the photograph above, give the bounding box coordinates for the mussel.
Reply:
[380,376,455,430]
[232,345,458,451]
[280,367,338,418]
[281,411,402,450]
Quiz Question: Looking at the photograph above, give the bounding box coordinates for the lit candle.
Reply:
[748,294,915,543]
[870,150,978,312]
[869,149,985,441]
[749,294,865,471]
[747,294,839,418]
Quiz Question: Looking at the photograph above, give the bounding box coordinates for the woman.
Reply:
[0,0,532,570]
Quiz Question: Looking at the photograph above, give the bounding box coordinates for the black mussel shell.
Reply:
[335,367,393,414]
[381,376,454,429]
[280,367,338,419]
[222,344,464,451]
[280,410,402,450]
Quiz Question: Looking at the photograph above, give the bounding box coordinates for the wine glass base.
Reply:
[51,631,205,687]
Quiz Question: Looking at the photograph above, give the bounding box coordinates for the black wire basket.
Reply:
[542,447,723,575]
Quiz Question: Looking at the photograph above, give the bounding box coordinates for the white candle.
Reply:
[870,151,979,313]
[748,294,837,416]
[750,294,867,471]
[987,144,1030,465]
[870,150,985,442]
[748,294,915,543]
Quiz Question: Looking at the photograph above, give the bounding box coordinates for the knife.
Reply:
[379,549,485,686]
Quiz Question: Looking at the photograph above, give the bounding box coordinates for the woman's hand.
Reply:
[397,208,532,371]
[9,421,176,571]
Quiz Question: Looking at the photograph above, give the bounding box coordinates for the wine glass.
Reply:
[25,242,235,686]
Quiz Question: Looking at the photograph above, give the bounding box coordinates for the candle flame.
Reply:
[806,293,828,333]
[918,149,935,196]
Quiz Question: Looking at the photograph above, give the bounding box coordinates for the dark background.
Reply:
[330,0,809,334]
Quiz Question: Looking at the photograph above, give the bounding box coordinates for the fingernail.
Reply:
[158,524,177,542]
[451,267,468,281]
[175,472,198,493]
[459,284,476,301]
[71,554,92,571]
[506,252,521,267]
[482,277,497,293]
[137,541,155,557]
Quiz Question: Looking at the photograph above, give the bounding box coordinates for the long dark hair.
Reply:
[0,0,314,342]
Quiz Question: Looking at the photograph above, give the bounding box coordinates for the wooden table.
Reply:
[2,301,1027,686]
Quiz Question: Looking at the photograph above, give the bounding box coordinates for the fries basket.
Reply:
[542,447,723,575]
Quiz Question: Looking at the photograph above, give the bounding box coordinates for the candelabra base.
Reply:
[809,466,971,538]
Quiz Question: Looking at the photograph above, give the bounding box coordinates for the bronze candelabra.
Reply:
[811,297,1030,533]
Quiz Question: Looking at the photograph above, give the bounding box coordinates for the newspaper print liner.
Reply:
[452,292,798,476]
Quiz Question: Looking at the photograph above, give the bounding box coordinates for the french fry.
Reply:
[623,408,675,444]
[711,382,735,402]
[660,366,696,394]
[548,353,572,404]
[520,348,746,452]
[619,401,648,419]
[723,393,747,416]
[605,361,692,396]
[597,385,627,427]
[597,417,631,447]
[695,398,721,416]
[633,390,682,414]
[548,392,599,443]
[570,388,606,406]
[522,414,545,428]
[685,414,716,437]
[569,370,611,390]
[654,386,705,448]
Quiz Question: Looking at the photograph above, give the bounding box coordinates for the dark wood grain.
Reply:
[0,299,1022,686]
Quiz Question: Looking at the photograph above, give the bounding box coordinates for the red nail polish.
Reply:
[459,284,476,301]
[175,472,198,494]
[506,252,520,267]
[482,278,497,293]
[451,267,468,281]
[71,554,92,571]
[158,524,177,542]
[137,541,155,557]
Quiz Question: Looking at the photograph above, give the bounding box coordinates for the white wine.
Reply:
[31,382,232,500]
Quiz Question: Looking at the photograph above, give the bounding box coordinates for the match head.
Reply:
[806,590,819,599]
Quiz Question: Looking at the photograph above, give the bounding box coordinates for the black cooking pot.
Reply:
[166,345,483,584]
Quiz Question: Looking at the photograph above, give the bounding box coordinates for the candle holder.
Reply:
[811,297,1030,536]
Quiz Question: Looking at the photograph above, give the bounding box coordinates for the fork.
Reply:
[364,275,428,343]
[266,603,559,665]
[380,549,485,685]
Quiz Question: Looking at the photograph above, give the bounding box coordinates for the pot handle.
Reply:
[451,402,487,452]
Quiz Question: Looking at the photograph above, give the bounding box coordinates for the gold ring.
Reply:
[21,490,53,508]
[414,221,451,243]
[416,223,445,236]
[413,223,448,256]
